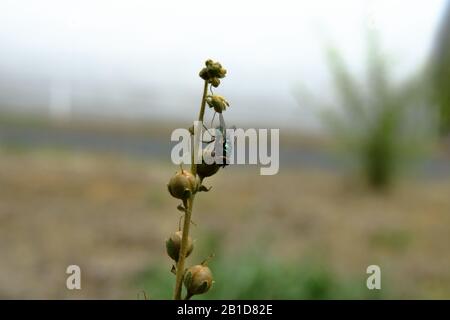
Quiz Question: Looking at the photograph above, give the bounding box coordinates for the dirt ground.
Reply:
[0,149,449,299]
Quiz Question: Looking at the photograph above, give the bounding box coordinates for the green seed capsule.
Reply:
[166,231,194,262]
[167,170,197,200]
[184,264,213,297]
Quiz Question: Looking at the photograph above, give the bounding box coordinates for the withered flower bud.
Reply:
[206,95,229,113]
[199,68,209,81]
[210,77,221,88]
[166,230,194,262]
[184,264,213,297]
[199,59,227,84]
[167,170,197,200]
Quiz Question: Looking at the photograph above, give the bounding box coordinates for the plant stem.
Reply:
[191,80,209,176]
[197,81,209,127]
[173,80,209,300]
[173,196,194,300]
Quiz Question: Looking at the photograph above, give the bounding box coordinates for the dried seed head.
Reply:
[167,170,197,200]
[206,95,229,113]
[184,264,213,296]
[166,231,194,262]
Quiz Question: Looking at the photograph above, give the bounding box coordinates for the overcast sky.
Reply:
[0,0,447,129]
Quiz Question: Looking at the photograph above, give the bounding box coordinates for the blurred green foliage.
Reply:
[431,4,450,135]
[135,254,386,299]
[369,228,412,252]
[134,235,387,299]
[317,32,434,189]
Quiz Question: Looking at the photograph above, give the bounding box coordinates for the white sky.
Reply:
[0,0,447,129]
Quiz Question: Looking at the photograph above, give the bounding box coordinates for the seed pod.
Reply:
[196,148,220,179]
[166,231,194,262]
[167,170,197,200]
[184,264,213,297]
[197,162,220,180]
[198,151,219,177]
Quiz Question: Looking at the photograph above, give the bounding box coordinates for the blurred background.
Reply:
[0,0,449,299]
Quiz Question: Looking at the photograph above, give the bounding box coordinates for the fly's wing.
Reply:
[211,113,225,165]
[218,113,226,135]
[218,113,235,166]
[215,113,226,149]
[219,113,236,145]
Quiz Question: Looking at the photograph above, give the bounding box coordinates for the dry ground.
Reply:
[0,149,449,298]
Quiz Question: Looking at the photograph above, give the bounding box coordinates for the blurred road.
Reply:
[0,123,449,178]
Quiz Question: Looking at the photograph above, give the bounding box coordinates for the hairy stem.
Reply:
[173,80,209,300]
